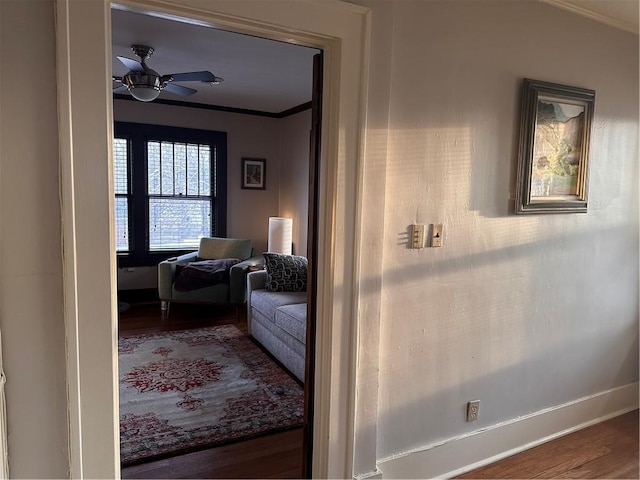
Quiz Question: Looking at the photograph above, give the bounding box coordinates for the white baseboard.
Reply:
[354,468,383,480]
[377,382,639,479]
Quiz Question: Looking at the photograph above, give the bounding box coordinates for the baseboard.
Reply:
[118,288,159,305]
[377,382,639,479]
[354,468,382,480]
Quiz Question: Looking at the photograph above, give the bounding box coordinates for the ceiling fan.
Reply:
[113,45,223,102]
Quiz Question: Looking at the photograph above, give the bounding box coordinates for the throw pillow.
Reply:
[264,253,308,292]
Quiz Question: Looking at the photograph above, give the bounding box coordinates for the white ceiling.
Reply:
[112,2,637,113]
[111,8,319,114]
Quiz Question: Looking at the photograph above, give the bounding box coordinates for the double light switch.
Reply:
[410,223,444,248]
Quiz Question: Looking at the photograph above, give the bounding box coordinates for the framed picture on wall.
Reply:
[241,158,266,190]
[515,78,595,214]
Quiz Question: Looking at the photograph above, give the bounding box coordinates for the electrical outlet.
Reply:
[466,400,480,422]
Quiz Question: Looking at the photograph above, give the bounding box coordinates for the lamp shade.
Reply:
[268,217,293,254]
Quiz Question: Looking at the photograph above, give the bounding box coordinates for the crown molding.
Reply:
[540,0,639,34]
[113,94,311,118]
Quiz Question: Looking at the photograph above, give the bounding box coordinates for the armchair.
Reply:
[158,237,264,316]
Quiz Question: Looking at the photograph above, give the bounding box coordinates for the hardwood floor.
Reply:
[118,302,303,479]
[122,427,303,479]
[458,410,639,479]
[120,303,638,479]
[118,302,249,337]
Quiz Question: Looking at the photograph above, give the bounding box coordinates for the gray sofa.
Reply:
[247,269,307,382]
[158,237,264,315]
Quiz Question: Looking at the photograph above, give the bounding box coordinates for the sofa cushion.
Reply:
[198,237,252,261]
[275,303,307,344]
[263,253,307,292]
[250,308,306,358]
[250,290,307,321]
[250,317,305,382]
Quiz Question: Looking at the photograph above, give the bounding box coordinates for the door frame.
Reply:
[56,0,370,478]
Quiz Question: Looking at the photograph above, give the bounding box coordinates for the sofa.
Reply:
[246,254,308,382]
[158,237,264,315]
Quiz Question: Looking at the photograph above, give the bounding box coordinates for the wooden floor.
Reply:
[458,409,639,479]
[122,427,303,479]
[120,303,638,479]
[119,302,304,479]
[118,302,249,338]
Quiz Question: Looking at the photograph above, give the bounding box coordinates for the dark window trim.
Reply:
[115,121,227,268]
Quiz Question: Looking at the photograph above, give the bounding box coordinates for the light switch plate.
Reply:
[431,224,443,247]
[410,224,426,249]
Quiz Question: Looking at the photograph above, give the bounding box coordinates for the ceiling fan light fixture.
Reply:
[129,85,161,102]
[123,72,163,102]
[113,45,218,102]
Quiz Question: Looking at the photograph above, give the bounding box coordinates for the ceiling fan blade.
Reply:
[113,85,129,94]
[164,83,197,96]
[168,71,217,82]
[117,56,144,72]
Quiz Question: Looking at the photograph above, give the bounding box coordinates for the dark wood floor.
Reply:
[458,409,639,479]
[118,302,249,337]
[119,302,304,479]
[122,427,303,479]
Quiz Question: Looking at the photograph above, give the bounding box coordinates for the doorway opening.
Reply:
[57,1,368,477]
[110,7,322,478]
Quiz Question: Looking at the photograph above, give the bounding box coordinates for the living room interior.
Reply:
[111,8,318,478]
[1,0,638,479]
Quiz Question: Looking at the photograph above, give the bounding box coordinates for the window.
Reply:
[114,138,130,252]
[147,141,214,251]
[114,122,227,267]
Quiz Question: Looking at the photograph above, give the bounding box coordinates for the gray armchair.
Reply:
[158,237,264,316]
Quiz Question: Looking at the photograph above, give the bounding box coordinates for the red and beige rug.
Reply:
[119,325,303,465]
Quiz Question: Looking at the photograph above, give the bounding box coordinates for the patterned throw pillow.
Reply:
[264,253,308,292]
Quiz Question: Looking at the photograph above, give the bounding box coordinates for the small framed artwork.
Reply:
[241,158,266,190]
[515,78,595,214]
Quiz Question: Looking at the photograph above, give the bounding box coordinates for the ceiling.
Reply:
[111,1,637,113]
[111,8,319,114]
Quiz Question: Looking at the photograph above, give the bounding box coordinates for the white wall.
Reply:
[279,109,311,256]
[353,0,639,476]
[0,0,69,477]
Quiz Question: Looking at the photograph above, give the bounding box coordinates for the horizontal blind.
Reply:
[113,138,130,252]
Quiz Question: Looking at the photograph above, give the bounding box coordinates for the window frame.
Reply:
[114,121,227,267]
[113,137,132,253]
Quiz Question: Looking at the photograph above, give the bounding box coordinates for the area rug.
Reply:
[119,325,303,465]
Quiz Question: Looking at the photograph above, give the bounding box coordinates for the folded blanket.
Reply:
[174,258,240,292]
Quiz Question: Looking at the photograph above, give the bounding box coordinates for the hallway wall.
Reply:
[353,0,639,475]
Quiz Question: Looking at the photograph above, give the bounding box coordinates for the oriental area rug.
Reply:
[119,325,303,465]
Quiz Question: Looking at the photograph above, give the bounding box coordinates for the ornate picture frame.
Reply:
[515,78,595,214]
[241,157,266,190]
